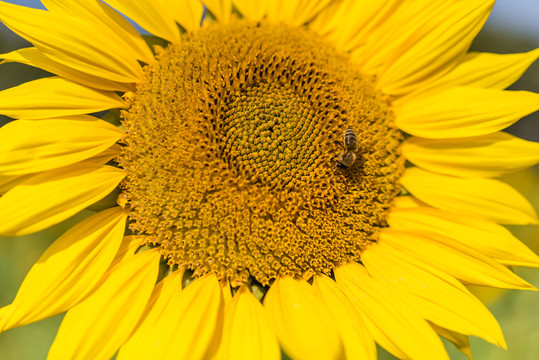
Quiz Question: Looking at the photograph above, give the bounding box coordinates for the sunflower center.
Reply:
[218,82,323,190]
[118,20,404,286]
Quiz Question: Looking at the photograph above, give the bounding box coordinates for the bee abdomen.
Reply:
[344,128,358,151]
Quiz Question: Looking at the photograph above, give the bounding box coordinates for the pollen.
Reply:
[118,21,404,286]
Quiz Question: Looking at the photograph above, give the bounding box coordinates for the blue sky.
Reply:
[3,0,539,40]
[485,0,539,38]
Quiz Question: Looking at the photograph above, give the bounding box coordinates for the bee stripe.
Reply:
[344,128,358,150]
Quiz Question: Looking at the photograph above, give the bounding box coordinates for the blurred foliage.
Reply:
[0,7,538,360]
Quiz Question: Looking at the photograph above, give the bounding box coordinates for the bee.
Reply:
[335,128,359,168]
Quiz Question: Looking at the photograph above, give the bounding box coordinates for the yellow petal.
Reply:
[374,0,493,95]
[312,275,376,360]
[84,143,122,166]
[310,0,401,52]
[41,0,154,64]
[401,167,539,225]
[215,286,280,360]
[117,271,181,359]
[0,207,127,332]
[0,116,123,175]
[0,144,119,195]
[108,235,146,269]
[162,0,204,31]
[263,277,343,360]
[403,132,539,178]
[388,206,539,267]
[380,229,535,290]
[47,249,160,360]
[362,242,506,347]
[394,86,539,138]
[118,273,224,360]
[0,1,144,83]
[425,49,539,91]
[201,0,231,23]
[0,173,33,195]
[0,48,134,92]
[305,0,344,36]
[117,271,182,359]
[0,76,125,120]
[0,306,9,323]
[432,324,474,360]
[103,0,181,43]
[220,279,233,305]
[392,195,426,208]
[1,145,123,197]
[335,263,449,360]
[233,0,267,20]
[265,0,332,27]
[0,163,125,236]
[137,270,176,319]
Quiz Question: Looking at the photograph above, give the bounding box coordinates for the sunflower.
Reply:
[1,0,539,359]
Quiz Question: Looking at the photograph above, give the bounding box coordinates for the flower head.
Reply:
[0,1,538,359]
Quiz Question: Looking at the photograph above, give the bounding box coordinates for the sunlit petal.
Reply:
[0,48,134,92]
[432,324,475,360]
[103,0,181,43]
[162,0,204,31]
[118,273,224,360]
[47,249,160,360]
[233,0,267,20]
[424,48,539,91]
[403,132,539,178]
[0,207,127,332]
[0,163,125,236]
[0,116,124,175]
[380,229,535,290]
[0,1,144,83]
[201,0,231,23]
[335,263,449,360]
[41,0,154,64]
[395,86,539,138]
[362,241,506,347]
[388,206,539,267]
[265,0,332,27]
[214,286,280,360]
[361,0,493,95]
[313,275,376,360]
[264,277,343,360]
[0,77,125,120]
[311,0,402,52]
[401,167,539,225]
